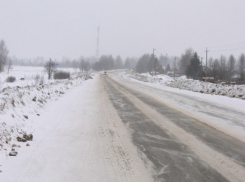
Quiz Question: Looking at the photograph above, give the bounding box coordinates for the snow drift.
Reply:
[123,71,245,100]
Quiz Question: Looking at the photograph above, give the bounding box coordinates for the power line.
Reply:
[208,42,245,49]
[209,46,245,52]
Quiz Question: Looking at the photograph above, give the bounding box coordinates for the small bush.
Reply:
[39,76,45,85]
[54,71,70,80]
[6,76,16,83]
[34,74,40,85]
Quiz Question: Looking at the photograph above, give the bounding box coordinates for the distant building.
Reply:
[167,70,185,77]
[167,71,174,77]
[202,66,211,76]
[174,70,185,77]
[202,77,214,82]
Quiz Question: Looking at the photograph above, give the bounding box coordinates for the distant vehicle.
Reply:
[103,71,108,75]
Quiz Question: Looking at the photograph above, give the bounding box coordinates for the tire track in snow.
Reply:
[105,76,245,182]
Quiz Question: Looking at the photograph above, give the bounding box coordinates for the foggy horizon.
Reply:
[1,0,245,61]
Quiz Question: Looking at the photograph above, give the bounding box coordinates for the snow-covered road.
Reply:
[103,73,245,182]
[116,71,245,143]
[1,71,245,182]
[0,75,152,182]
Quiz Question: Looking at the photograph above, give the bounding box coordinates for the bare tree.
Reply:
[219,55,227,80]
[238,53,245,81]
[159,54,168,69]
[72,60,79,71]
[0,40,9,72]
[208,57,213,69]
[79,59,85,72]
[124,57,137,69]
[44,59,57,79]
[115,55,123,69]
[7,58,13,74]
[79,59,91,72]
[212,59,220,80]
[227,55,236,81]
[178,48,194,73]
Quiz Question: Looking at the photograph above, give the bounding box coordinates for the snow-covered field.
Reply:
[123,71,245,99]
[0,66,91,160]
[0,66,78,90]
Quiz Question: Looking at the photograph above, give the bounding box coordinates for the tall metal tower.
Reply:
[96,26,100,58]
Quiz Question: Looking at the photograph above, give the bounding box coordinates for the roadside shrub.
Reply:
[39,76,45,85]
[54,71,70,80]
[6,76,16,83]
[34,74,40,85]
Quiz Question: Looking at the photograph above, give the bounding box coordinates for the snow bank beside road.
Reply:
[124,71,172,84]
[0,74,152,182]
[123,71,245,100]
[0,72,92,158]
[166,79,245,99]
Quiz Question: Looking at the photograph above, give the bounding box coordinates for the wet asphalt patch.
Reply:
[109,77,245,168]
[103,77,228,182]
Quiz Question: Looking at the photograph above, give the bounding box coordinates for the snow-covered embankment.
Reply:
[0,73,93,158]
[123,71,245,99]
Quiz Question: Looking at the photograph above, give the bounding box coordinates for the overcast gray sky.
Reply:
[1,0,245,60]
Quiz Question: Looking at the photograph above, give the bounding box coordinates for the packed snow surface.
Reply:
[0,70,152,182]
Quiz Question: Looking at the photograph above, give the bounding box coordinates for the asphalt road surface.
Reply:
[102,73,245,182]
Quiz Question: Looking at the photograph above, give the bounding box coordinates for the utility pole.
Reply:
[165,53,168,70]
[205,47,208,78]
[152,48,156,77]
[174,56,177,80]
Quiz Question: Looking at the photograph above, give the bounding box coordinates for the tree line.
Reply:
[134,48,245,82]
[92,55,137,71]
[178,48,245,82]
[1,39,244,82]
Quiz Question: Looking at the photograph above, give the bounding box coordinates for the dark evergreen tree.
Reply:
[186,52,202,79]
[166,64,171,72]
[239,53,245,81]
[135,54,150,73]
[227,55,236,81]
[147,54,158,73]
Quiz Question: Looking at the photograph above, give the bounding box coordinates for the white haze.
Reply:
[1,0,245,60]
